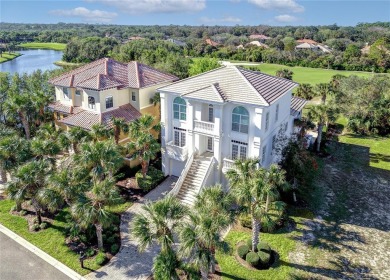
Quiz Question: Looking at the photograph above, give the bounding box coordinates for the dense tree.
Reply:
[295,83,315,99]
[276,69,294,80]
[188,58,221,76]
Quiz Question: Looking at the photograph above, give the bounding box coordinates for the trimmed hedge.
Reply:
[258,250,271,265]
[237,244,249,259]
[257,242,271,253]
[245,252,259,267]
[246,238,253,249]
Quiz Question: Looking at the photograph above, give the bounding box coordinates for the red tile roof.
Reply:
[48,101,84,114]
[49,58,178,91]
[59,103,141,130]
[297,39,318,45]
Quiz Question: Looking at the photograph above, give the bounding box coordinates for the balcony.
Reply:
[222,157,235,173]
[166,141,188,161]
[194,120,214,134]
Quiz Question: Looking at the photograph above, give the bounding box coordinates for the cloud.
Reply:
[274,14,298,23]
[50,7,117,23]
[86,0,206,14]
[200,16,242,24]
[248,0,304,13]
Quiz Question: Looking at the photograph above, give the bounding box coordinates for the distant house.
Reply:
[297,39,318,45]
[249,34,271,42]
[129,36,144,41]
[166,38,186,47]
[295,42,331,53]
[248,41,269,48]
[205,38,219,47]
[361,44,371,55]
[236,44,245,50]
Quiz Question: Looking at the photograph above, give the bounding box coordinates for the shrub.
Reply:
[11,205,17,212]
[237,244,249,259]
[20,210,27,216]
[79,234,88,244]
[32,217,39,224]
[111,244,119,254]
[239,213,252,228]
[95,251,107,266]
[258,251,271,265]
[245,252,259,267]
[31,224,40,231]
[136,166,164,192]
[257,242,271,253]
[86,247,95,257]
[40,222,48,230]
[246,238,253,249]
[106,236,116,245]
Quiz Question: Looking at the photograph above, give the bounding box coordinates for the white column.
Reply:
[160,93,170,176]
[252,107,263,158]
[186,100,195,155]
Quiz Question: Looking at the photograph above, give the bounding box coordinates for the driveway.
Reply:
[0,231,71,280]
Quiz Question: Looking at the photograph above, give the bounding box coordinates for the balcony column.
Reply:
[160,93,170,176]
[187,100,195,155]
[252,107,263,159]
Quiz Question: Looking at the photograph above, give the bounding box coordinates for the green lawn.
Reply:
[241,63,379,85]
[0,199,132,275]
[19,42,66,51]
[0,52,21,63]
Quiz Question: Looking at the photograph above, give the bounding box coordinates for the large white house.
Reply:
[158,66,307,205]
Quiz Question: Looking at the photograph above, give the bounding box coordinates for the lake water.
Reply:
[0,49,63,75]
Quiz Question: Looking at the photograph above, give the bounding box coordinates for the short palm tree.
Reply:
[180,186,233,278]
[67,126,90,154]
[75,140,123,181]
[226,158,265,251]
[264,164,288,212]
[315,83,333,104]
[3,92,32,139]
[6,159,51,221]
[111,117,129,145]
[295,83,314,100]
[276,69,294,80]
[127,115,160,178]
[308,104,336,152]
[71,178,122,249]
[90,124,111,142]
[31,137,61,168]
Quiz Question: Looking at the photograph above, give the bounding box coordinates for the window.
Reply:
[207,137,213,151]
[88,96,96,109]
[173,97,186,121]
[262,145,267,164]
[56,113,61,120]
[275,104,279,122]
[106,96,113,109]
[265,112,270,131]
[231,140,247,160]
[75,89,81,96]
[272,135,277,150]
[132,92,136,101]
[63,87,69,100]
[232,106,249,134]
[174,127,186,147]
[208,104,214,122]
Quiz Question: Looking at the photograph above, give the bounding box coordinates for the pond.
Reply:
[0,49,63,75]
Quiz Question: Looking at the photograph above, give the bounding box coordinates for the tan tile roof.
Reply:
[158,66,298,106]
[48,101,84,114]
[248,41,269,48]
[249,34,271,40]
[205,38,219,47]
[49,58,178,91]
[290,96,308,117]
[182,83,226,103]
[59,103,141,130]
[297,39,318,44]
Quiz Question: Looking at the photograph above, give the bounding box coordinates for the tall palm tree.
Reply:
[295,83,314,100]
[180,186,233,278]
[127,115,160,178]
[3,92,32,139]
[31,137,61,168]
[6,159,51,221]
[264,164,288,212]
[315,83,333,105]
[111,117,129,145]
[67,126,90,154]
[90,124,111,142]
[71,178,122,249]
[75,140,123,181]
[226,158,265,251]
[308,104,335,152]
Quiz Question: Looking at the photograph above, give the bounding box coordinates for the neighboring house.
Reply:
[249,34,271,42]
[295,42,331,53]
[158,66,306,205]
[248,41,269,48]
[297,39,318,45]
[48,58,179,144]
[205,38,219,47]
[166,38,187,47]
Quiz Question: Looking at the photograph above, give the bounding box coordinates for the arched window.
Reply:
[173,97,186,121]
[88,96,96,109]
[232,106,249,133]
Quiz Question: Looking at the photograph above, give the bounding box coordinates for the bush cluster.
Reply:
[95,251,107,266]
[237,240,273,269]
[136,166,164,192]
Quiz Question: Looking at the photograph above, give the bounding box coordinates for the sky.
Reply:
[1,0,389,26]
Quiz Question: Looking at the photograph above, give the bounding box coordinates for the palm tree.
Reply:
[179,186,233,278]
[315,83,333,104]
[71,178,122,249]
[264,164,288,212]
[67,126,90,154]
[276,69,294,80]
[127,115,160,178]
[3,92,32,139]
[31,137,61,168]
[75,140,123,181]
[6,160,51,221]
[295,83,314,100]
[111,117,129,145]
[226,158,265,252]
[308,104,335,152]
[90,124,111,142]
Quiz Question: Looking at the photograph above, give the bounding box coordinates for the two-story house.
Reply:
[48,58,179,143]
[158,66,307,205]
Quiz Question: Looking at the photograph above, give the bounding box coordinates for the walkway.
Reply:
[85,176,177,280]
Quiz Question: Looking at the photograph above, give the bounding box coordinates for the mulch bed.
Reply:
[116,178,147,202]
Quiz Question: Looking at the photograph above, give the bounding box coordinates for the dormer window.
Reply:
[106,96,113,109]
[88,96,96,109]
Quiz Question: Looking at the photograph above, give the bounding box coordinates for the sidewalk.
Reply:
[85,176,177,280]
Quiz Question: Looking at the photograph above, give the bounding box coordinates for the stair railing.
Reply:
[169,152,195,196]
[198,156,217,195]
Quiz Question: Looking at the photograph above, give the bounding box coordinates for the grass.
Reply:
[0,52,21,63]
[54,60,83,67]
[0,199,133,275]
[19,42,66,51]
[216,223,299,280]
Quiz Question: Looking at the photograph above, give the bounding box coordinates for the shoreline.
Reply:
[18,42,66,51]
[0,52,22,64]
[54,60,83,67]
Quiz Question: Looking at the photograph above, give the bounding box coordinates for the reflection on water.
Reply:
[0,49,63,75]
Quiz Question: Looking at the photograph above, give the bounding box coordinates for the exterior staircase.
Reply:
[176,155,211,206]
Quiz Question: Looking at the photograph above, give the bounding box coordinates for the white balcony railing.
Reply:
[166,141,188,162]
[169,152,194,196]
[194,120,214,134]
[222,157,235,173]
